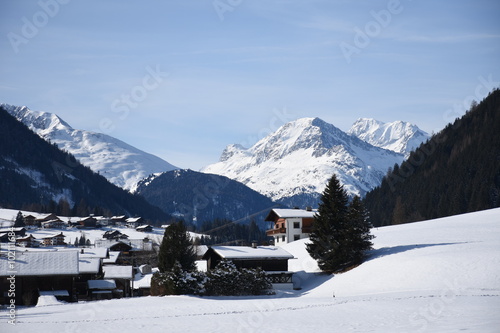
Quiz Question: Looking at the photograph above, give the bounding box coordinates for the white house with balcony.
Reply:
[265,208,316,246]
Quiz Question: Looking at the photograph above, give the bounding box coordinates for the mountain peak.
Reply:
[349,118,429,157]
[203,117,404,206]
[3,103,178,192]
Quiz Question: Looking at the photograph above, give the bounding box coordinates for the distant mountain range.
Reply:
[202,117,429,207]
[2,102,430,217]
[1,103,177,192]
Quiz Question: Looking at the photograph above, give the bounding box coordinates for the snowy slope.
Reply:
[202,117,403,206]
[5,208,499,332]
[1,104,177,192]
[349,118,429,157]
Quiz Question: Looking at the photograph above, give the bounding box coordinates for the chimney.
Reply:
[306,206,312,211]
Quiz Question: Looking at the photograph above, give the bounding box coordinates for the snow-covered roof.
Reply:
[266,209,317,220]
[41,232,65,239]
[103,251,120,264]
[0,251,79,276]
[79,258,101,274]
[103,265,133,279]
[126,217,142,223]
[136,225,153,230]
[133,267,159,289]
[79,247,109,259]
[208,246,294,260]
[196,245,209,257]
[88,279,116,290]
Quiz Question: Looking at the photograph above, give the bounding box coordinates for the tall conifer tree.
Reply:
[158,221,197,272]
[307,175,374,273]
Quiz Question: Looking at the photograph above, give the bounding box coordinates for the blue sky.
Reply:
[1,0,499,169]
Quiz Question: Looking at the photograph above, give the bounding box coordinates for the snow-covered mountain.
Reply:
[202,117,404,207]
[348,118,429,157]
[2,103,177,192]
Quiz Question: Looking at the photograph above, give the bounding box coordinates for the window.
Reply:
[282,235,286,242]
[293,222,300,229]
[294,235,301,241]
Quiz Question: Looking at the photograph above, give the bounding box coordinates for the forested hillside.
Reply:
[364,89,500,226]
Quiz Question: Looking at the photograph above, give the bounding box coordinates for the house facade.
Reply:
[41,233,66,246]
[265,208,316,246]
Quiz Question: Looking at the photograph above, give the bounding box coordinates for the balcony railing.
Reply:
[266,228,286,236]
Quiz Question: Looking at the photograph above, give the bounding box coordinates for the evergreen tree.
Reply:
[345,196,374,264]
[79,234,86,246]
[306,174,374,273]
[158,221,197,273]
[14,211,25,227]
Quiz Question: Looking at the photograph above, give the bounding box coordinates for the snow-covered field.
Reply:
[2,208,500,332]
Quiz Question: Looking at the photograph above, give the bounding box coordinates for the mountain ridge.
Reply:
[0,105,170,222]
[202,117,411,207]
[349,118,429,157]
[1,103,178,192]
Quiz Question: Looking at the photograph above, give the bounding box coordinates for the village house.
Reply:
[126,217,144,228]
[0,251,79,305]
[265,208,316,245]
[110,215,127,227]
[36,213,59,223]
[41,219,67,229]
[23,214,38,227]
[94,238,155,266]
[103,265,133,298]
[202,245,295,272]
[41,232,66,246]
[15,234,39,247]
[77,216,98,229]
[102,229,129,240]
[132,264,159,297]
[87,280,117,300]
[135,225,153,233]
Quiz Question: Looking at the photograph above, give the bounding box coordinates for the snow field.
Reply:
[1,208,499,332]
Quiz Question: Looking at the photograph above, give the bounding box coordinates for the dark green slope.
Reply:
[364,89,500,227]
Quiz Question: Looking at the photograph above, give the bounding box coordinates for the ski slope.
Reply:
[2,208,499,332]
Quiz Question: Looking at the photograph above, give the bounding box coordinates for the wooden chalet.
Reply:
[202,245,294,272]
[126,217,144,228]
[103,265,133,298]
[41,232,66,246]
[36,213,59,223]
[41,219,67,229]
[102,230,129,240]
[110,215,127,226]
[87,280,116,300]
[0,251,79,305]
[15,234,38,247]
[77,216,98,229]
[136,225,153,233]
[23,214,38,227]
[265,208,316,245]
